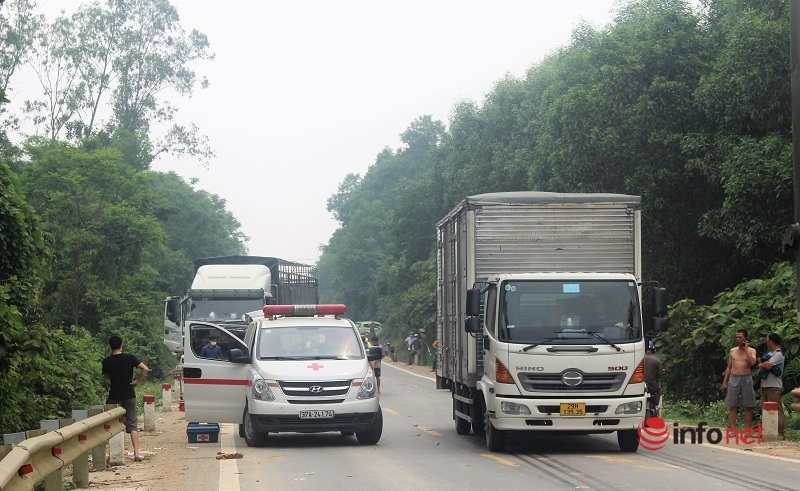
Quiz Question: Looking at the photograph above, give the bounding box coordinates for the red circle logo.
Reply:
[638,417,669,451]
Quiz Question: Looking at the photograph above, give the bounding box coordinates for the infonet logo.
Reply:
[638,417,764,451]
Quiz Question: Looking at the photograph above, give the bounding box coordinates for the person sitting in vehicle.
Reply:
[200,334,223,360]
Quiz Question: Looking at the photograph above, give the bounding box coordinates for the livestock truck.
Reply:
[163,256,318,355]
[435,192,667,452]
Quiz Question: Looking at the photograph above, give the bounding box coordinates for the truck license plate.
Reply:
[299,410,334,419]
[560,403,585,416]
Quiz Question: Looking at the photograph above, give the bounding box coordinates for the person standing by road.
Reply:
[643,340,661,415]
[405,332,417,365]
[758,332,785,439]
[370,335,386,393]
[722,329,757,430]
[102,335,149,461]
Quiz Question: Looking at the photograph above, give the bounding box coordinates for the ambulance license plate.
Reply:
[560,403,585,416]
[300,410,334,419]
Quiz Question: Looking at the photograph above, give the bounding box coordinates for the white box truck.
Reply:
[435,192,667,452]
[164,256,318,356]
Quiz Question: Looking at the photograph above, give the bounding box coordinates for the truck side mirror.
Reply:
[165,298,178,323]
[466,288,481,317]
[465,317,481,333]
[652,287,667,317]
[653,316,669,332]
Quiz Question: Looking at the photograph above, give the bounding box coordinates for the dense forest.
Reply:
[2,0,800,434]
[317,0,800,405]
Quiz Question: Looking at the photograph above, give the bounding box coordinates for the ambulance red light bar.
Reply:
[263,304,347,318]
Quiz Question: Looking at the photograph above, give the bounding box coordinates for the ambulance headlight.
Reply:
[357,376,377,399]
[615,401,642,415]
[252,379,275,401]
[500,402,531,415]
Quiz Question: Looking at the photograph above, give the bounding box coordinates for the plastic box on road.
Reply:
[186,422,219,443]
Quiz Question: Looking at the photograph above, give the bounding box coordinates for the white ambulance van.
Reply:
[182,304,383,446]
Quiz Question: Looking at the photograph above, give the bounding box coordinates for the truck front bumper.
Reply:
[489,395,645,432]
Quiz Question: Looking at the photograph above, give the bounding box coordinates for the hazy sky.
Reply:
[24,0,621,265]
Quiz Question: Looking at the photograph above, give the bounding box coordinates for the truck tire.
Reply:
[356,410,383,445]
[243,406,268,447]
[484,405,505,452]
[617,429,639,452]
[454,397,471,435]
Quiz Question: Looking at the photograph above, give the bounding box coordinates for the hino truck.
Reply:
[163,256,318,356]
[435,192,667,453]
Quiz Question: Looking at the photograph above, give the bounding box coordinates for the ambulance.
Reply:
[182,304,383,446]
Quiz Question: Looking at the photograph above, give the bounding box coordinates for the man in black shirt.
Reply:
[102,335,149,461]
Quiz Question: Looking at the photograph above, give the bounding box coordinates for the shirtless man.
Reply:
[722,329,757,429]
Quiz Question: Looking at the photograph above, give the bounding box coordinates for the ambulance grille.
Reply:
[278,380,352,397]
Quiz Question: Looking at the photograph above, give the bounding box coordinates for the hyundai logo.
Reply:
[561,371,583,386]
[309,386,324,393]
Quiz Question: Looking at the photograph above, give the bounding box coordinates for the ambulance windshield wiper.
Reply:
[521,337,560,352]
[588,331,622,352]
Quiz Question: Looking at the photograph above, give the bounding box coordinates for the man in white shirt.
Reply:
[758,333,785,439]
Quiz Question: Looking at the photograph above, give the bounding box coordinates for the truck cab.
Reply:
[182,304,383,447]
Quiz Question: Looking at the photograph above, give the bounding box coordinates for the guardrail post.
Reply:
[70,408,101,488]
[40,420,63,491]
[162,384,172,412]
[143,395,156,431]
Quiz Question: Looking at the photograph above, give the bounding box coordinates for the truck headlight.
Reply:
[252,379,275,401]
[615,401,642,415]
[357,376,377,399]
[500,401,531,416]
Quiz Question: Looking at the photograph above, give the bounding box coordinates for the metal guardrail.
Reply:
[0,406,125,491]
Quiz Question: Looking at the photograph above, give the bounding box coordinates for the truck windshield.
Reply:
[498,280,642,344]
[187,298,263,322]
[257,326,365,360]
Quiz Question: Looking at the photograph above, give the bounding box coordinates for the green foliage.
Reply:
[658,262,798,405]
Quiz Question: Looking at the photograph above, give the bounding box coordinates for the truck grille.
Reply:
[518,372,625,392]
[278,380,352,397]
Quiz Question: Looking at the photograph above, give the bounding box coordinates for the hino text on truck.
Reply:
[435,192,667,452]
[163,256,319,356]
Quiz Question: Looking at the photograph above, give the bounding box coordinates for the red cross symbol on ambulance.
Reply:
[307,363,324,371]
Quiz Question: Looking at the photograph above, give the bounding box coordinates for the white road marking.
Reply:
[219,424,240,491]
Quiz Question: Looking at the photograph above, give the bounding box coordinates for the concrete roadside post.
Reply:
[143,395,156,431]
[40,419,61,491]
[162,384,172,412]
[761,401,780,441]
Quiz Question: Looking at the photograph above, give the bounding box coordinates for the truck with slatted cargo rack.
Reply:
[435,192,667,452]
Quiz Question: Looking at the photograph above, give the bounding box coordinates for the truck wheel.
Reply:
[454,397,471,435]
[484,406,505,452]
[617,429,639,452]
[243,406,268,447]
[356,410,383,445]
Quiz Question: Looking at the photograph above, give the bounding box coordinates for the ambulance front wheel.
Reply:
[243,405,269,447]
[356,410,383,445]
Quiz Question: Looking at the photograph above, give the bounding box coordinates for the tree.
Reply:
[24,0,215,164]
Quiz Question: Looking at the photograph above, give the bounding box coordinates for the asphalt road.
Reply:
[178,362,800,491]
